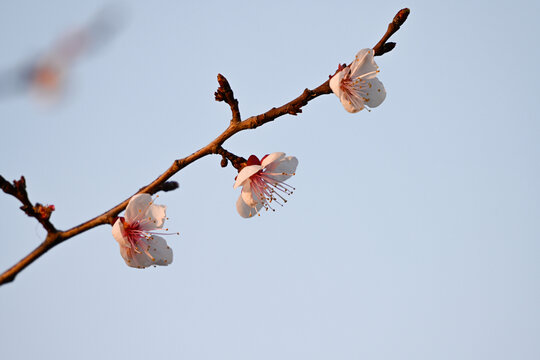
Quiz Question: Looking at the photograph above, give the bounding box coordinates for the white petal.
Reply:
[261,152,285,168]
[339,91,364,113]
[120,235,173,268]
[364,77,386,108]
[119,246,136,267]
[264,155,298,182]
[112,218,129,247]
[125,193,153,223]
[139,204,167,230]
[350,49,378,80]
[241,181,259,207]
[119,246,151,268]
[236,194,262,218]
[146,235,173,266]
[329,68,346,97]
[233,165,262,189]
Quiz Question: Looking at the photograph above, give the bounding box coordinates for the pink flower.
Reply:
[234,152,298,218]
[330,48,386,113]
[112,194,173,268]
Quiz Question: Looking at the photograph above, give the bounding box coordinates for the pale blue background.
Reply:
[1,0,539,359]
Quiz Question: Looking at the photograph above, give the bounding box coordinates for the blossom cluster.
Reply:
[111,48,388,269]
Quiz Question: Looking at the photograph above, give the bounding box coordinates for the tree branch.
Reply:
[1,175,57,233]
[0,8,410,286]
[216,146,246,170]
[373,8,410,56]
[215,73,241,123]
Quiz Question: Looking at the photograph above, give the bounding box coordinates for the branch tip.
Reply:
[0,174,57,235]
[373,8,410,56]
[214,74,241,122]
[393,8,410,27]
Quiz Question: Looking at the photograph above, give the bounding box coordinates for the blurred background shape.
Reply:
[0,3,125,102]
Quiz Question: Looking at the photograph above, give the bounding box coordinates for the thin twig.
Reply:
[215,73,241,123]
[0,175,57,233]
[373,8,410,56]
[216,146,246,170]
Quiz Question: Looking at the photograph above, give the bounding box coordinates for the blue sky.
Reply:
[1,1,539,359]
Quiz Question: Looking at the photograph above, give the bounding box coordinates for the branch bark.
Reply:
[373,8,410,56]
[0,8,409,286]
[215,73,241,123]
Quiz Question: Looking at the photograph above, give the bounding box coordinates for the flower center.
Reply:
[119,215,176,261]
[340,77,354,95]
[250,169,295,213]
[120,217,145,248]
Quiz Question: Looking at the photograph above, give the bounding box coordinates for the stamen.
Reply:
[121,194,177,263]
[245,167,297,215]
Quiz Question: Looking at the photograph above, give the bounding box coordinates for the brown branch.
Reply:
[215,73,241,123]
[1,175,57,233]
[0,232,61,285]
[216,146,246,170]
[143,180,179,193]
[373,8,410,56]
[0,8,410,286]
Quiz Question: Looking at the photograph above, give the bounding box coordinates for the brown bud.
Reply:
[34,203,55,220]
[221,157,228,168]
[215,73,233,103]
[382,42,396,53]
[393,8,410,27]
[161,181,179,192]
[214,90,224,102]
[14,176,27,193]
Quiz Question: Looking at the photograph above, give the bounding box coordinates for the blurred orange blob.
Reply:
[32,65,62,93]
[0,4,125,102]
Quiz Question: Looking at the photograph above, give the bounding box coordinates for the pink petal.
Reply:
[339,91,364,113]
[112,218,129,247]
[120,235,173,268]
[125,193,153,223]
[329,68,347,97]
[350,49,378,80]
[261,152,285,168]
[236,194,262,218]
[234,165,262,189]
[138,204,167,231]
[241,181,259,207]
[264,155,298,182]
